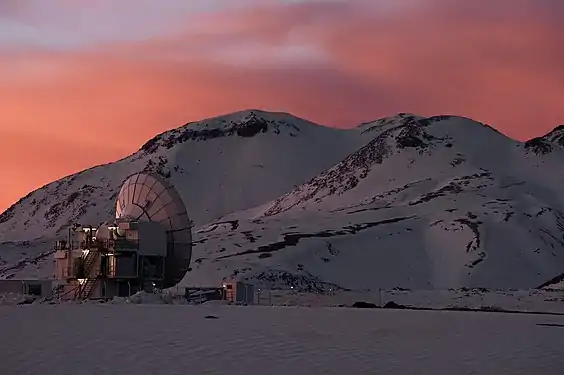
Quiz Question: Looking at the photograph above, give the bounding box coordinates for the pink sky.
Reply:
[0,0,563,212]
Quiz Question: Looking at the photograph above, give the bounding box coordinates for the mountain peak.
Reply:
[139,109,325,155]
[356,113,502,139]
[356,113,426,134]
[524,124,564,155]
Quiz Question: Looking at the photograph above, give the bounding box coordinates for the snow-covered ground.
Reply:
[2,304,564,374]
[5,286,563,315]
[262,288,564,314]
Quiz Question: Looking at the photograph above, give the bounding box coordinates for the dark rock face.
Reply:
[524,137,553,155]
[140,112,298,154]
[396,134,427,148]
[235,116,268,137]
[142,156,170,179]
[0,191,34,224]
[383,301,407,309]
[524,125,564,154]
[394,117,435,149]
[352,301,378,308]
[244,269,344,294]
[0,206,15,224]
[547,125,564,147]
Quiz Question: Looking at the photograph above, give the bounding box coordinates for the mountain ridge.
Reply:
[0,110,362,241]
[1,109,559,220]
[1,110,563,290]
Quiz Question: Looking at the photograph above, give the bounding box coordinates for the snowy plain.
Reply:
[2,304,564,375]
[260,288,564,314]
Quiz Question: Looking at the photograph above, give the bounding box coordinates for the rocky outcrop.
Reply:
[140,111,300,154]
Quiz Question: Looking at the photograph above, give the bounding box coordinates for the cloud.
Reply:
[0,0,323,49]
[0,0,563,210]
[0,0,28,18]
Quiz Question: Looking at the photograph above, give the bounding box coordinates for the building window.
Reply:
[27,284,42,296]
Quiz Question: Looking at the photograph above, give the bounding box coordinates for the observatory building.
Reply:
[53,173,192,300]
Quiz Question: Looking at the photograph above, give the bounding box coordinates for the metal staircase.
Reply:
[77,278,97,299]
[74,250,99,300]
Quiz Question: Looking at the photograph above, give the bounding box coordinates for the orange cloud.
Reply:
[0,0,563,212]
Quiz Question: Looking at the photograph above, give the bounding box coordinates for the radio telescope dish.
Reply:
[116,172,192,288]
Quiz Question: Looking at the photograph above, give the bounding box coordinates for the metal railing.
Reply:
[54,239,140,252]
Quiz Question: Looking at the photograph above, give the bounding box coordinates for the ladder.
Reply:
[75,250,99,300]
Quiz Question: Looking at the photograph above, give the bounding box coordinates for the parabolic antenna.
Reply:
[116,172,192,288]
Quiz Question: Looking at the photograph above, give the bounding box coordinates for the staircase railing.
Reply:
[74,250,100,300]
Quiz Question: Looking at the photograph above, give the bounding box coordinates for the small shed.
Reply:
[222,281,254,304]
[0,279,53,298]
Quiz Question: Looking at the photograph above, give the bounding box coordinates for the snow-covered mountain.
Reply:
[0,110,361,242]
[1,111,564,290]
[183,115,564,290]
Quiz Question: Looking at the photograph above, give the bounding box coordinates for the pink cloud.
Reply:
[0,0,563,211]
